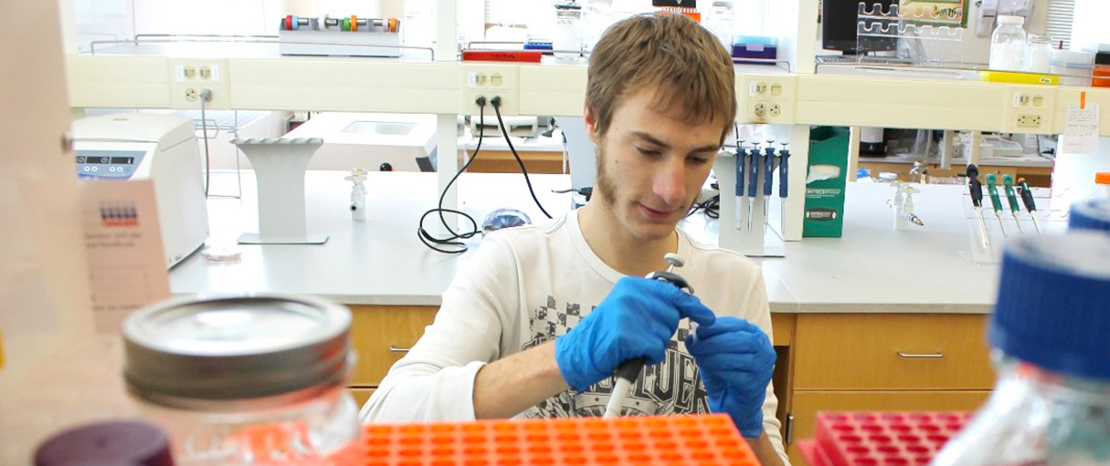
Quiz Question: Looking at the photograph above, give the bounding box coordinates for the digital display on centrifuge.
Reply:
[75,150,145,165]
[76,156,135,164]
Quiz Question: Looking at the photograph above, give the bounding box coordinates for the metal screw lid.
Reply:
[123,294,352,406]
[989,232,1110,380]
[1069,198,1110,233]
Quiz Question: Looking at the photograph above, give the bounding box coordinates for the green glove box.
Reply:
[804,126,849,238]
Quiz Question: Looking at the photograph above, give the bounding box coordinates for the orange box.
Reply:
[361,414,759,466]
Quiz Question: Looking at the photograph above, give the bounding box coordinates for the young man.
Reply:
[361,13,788,465]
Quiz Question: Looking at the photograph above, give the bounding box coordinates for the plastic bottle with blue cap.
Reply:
[932,231,1110,464]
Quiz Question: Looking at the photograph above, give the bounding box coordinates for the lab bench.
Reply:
[165,170,1018,465]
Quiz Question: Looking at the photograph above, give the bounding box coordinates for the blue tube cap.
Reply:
[990,232,1110,381]
[1069,198,1110,233]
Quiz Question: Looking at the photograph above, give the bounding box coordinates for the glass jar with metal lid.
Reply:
[122,294,359,465]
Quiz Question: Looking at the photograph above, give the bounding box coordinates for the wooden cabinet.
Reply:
[788,391,991,465]
[461,150,565,174]
[786,313,994,466]
[348,305,439,386]
[793,314,994,390]
[349,387,376,410]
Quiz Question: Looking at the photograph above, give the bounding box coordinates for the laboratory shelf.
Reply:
[67,50,1110,135]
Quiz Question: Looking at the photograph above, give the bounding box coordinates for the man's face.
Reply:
[586,87,724,242]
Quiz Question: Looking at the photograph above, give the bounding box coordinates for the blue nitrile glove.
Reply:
[555,276,717,392]
[686,317,776,438]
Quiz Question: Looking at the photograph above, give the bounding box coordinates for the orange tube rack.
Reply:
[360,414,760,466]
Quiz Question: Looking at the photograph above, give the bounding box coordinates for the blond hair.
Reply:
[586,13,737,141]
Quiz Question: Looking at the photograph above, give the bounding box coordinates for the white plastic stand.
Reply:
[959,191,1051,265]
[715,150,786,257]
[233,138,328,245]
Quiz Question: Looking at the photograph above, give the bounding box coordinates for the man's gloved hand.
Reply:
[555,276,716,391]
[686,317,776,438]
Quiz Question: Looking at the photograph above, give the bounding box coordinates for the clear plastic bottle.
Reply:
[122,294,360,465]
[1024,34,1053,73]
[704,1,735,50]
[553,2,584,60]
[931,232,1110,466]
[989,15,1027,72]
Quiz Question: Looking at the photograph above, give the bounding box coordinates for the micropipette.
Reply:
[778,143,790,229]
[734,146,745,231]
[1001,175,1023,233]
[603,253,692,418]
[747,144,760,231]
[985,174,1007,237]
[1018,178,1043,235]
[763,143,776,231]
[967,165,990,248]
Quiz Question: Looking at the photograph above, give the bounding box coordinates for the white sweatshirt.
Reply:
[360,209,789,464]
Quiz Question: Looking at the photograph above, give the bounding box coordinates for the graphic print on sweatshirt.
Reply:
[518,295,711,418]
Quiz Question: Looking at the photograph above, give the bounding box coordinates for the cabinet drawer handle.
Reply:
[896,351,944,359]
[388,345,411,353]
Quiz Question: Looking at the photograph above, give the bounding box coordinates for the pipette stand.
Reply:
[959,190,1056,265]
[714,151,785,257]
[233,138,329,245]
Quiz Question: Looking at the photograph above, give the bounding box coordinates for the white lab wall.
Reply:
[1070,0,1110,51]
[132,0,281,35]
[1053,137,1110,210]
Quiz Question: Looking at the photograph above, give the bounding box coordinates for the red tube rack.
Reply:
[361,414,759,466]
[799,411,970,466]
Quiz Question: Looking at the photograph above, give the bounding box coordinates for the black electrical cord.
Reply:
[417,98,486,254]
[687,195,720,219]
[492,97,553,219]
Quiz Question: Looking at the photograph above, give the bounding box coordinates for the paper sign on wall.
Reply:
[1062,102,1100,154]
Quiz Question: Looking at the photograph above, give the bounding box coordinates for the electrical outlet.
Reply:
[1015,114,1042,128]
[1001,86,1055,134]
[462,65,517,115]
[749,82,768,97]
[739,74,797,124]
[170,59,230,108]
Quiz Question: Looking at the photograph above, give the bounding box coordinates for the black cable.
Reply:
[492,98,553,219]
[686,195,720,219]
[417,98,486,254]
